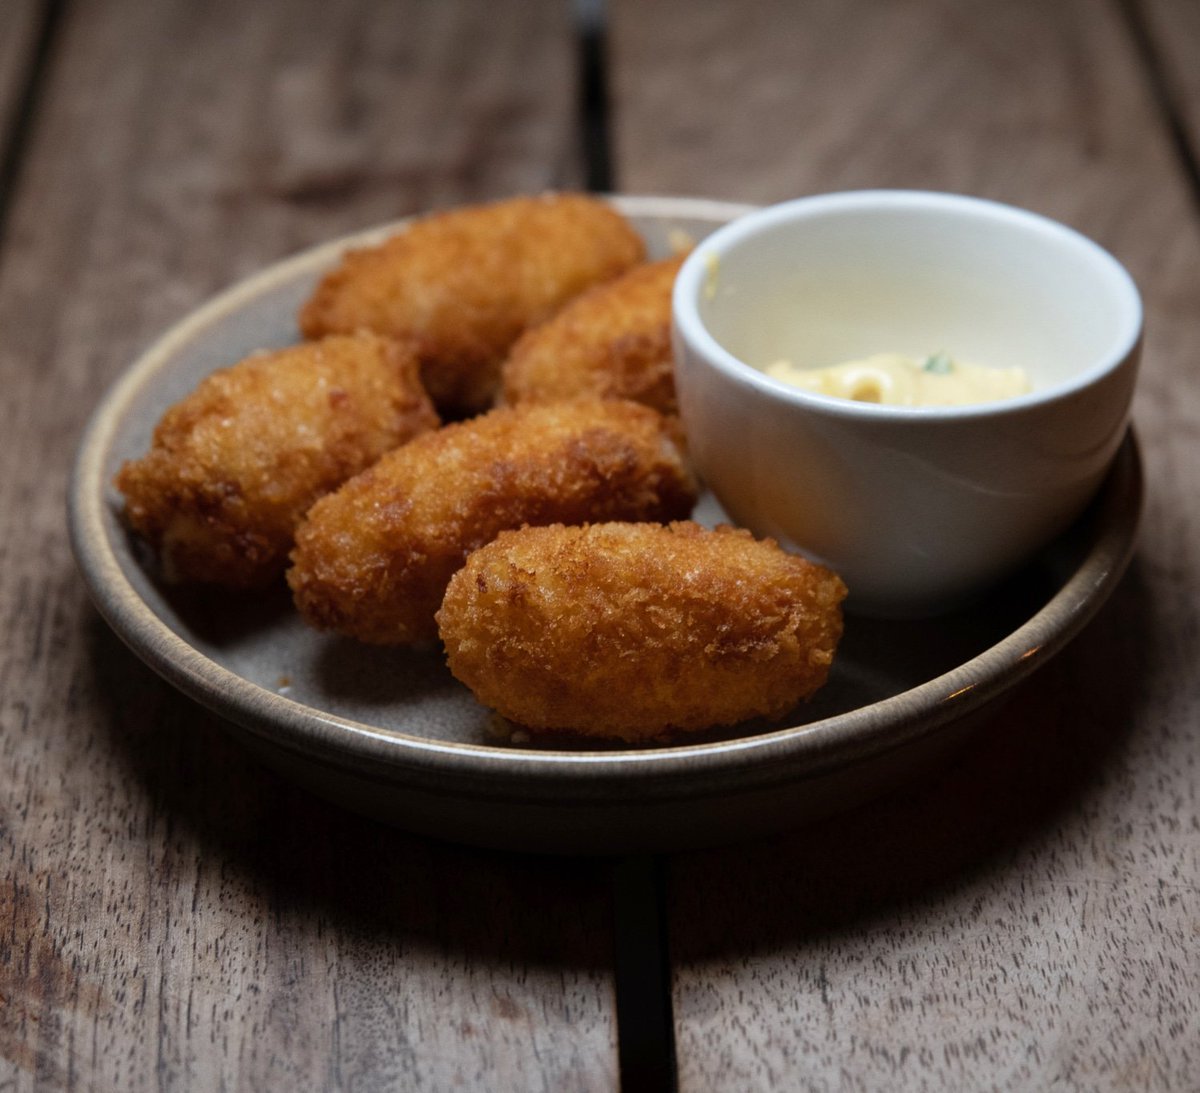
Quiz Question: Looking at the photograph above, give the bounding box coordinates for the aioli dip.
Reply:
[764,352,1031,407]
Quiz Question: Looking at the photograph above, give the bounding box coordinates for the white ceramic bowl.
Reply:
[672,190,1143,617]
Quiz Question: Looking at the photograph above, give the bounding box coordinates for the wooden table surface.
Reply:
[2,0,1198,1089]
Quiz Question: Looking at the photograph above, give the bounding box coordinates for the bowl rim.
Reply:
[67,193,1144,804]
[672,188,1144,422]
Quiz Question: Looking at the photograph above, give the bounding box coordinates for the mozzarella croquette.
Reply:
[437,522,847,741]
[298,193,646,416]
[501,253,685,415]
[287,399,696,644]
[116,333,438,588]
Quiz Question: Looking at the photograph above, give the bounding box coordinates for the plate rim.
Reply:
[67,195,1144,802]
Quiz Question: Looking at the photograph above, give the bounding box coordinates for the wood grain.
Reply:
[0,1,617,1090]
[611,0,1200,1088]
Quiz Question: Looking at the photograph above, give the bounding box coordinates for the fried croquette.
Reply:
[287,399,696,644]
[299,193,646,417]
[116,333,438,588]
[501,253,685,415]
[437,521,847,742]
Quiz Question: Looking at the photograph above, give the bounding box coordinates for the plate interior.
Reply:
[87,199,1125,758]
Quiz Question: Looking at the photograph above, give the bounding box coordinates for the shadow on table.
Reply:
[664,557,1158,958]
[83,550,1153,970]
[83,607,614,971]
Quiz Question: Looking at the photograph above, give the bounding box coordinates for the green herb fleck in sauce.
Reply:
[922,351,954,375]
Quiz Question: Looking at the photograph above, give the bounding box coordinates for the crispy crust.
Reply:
[115,333,438,588]
[288,400,696,643]
[287,399,697,644]
[437,521,847,741]
[298,193,646,416]
[501,253,686,415]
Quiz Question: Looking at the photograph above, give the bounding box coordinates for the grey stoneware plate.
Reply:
[68,196,1143,854]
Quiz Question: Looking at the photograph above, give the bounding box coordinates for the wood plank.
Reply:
[0,1,617,1090]
[611,0,1200,1088]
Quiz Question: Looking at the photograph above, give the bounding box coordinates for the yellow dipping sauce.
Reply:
[764,352,1031,407]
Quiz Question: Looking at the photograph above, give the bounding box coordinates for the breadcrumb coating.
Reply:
[115,333,438,588]
[299,193,646,416]
[437,521,847,741]
[501,253,685,415]
[288,399,696,644]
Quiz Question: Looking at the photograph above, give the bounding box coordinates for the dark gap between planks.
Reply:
[576,0,615,192]
[1115,0,1200,212]
[573,4,679,1087]
[0,0,69,251]
[612,855,679,1093]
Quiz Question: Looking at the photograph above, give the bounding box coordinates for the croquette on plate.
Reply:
[438,521,847,741]
[299,193,646,417]
[500,252,686,415]
[116,332,437,588]
[288,398,697,645]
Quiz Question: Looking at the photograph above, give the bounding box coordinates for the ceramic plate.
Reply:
[68,196,1143,853]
